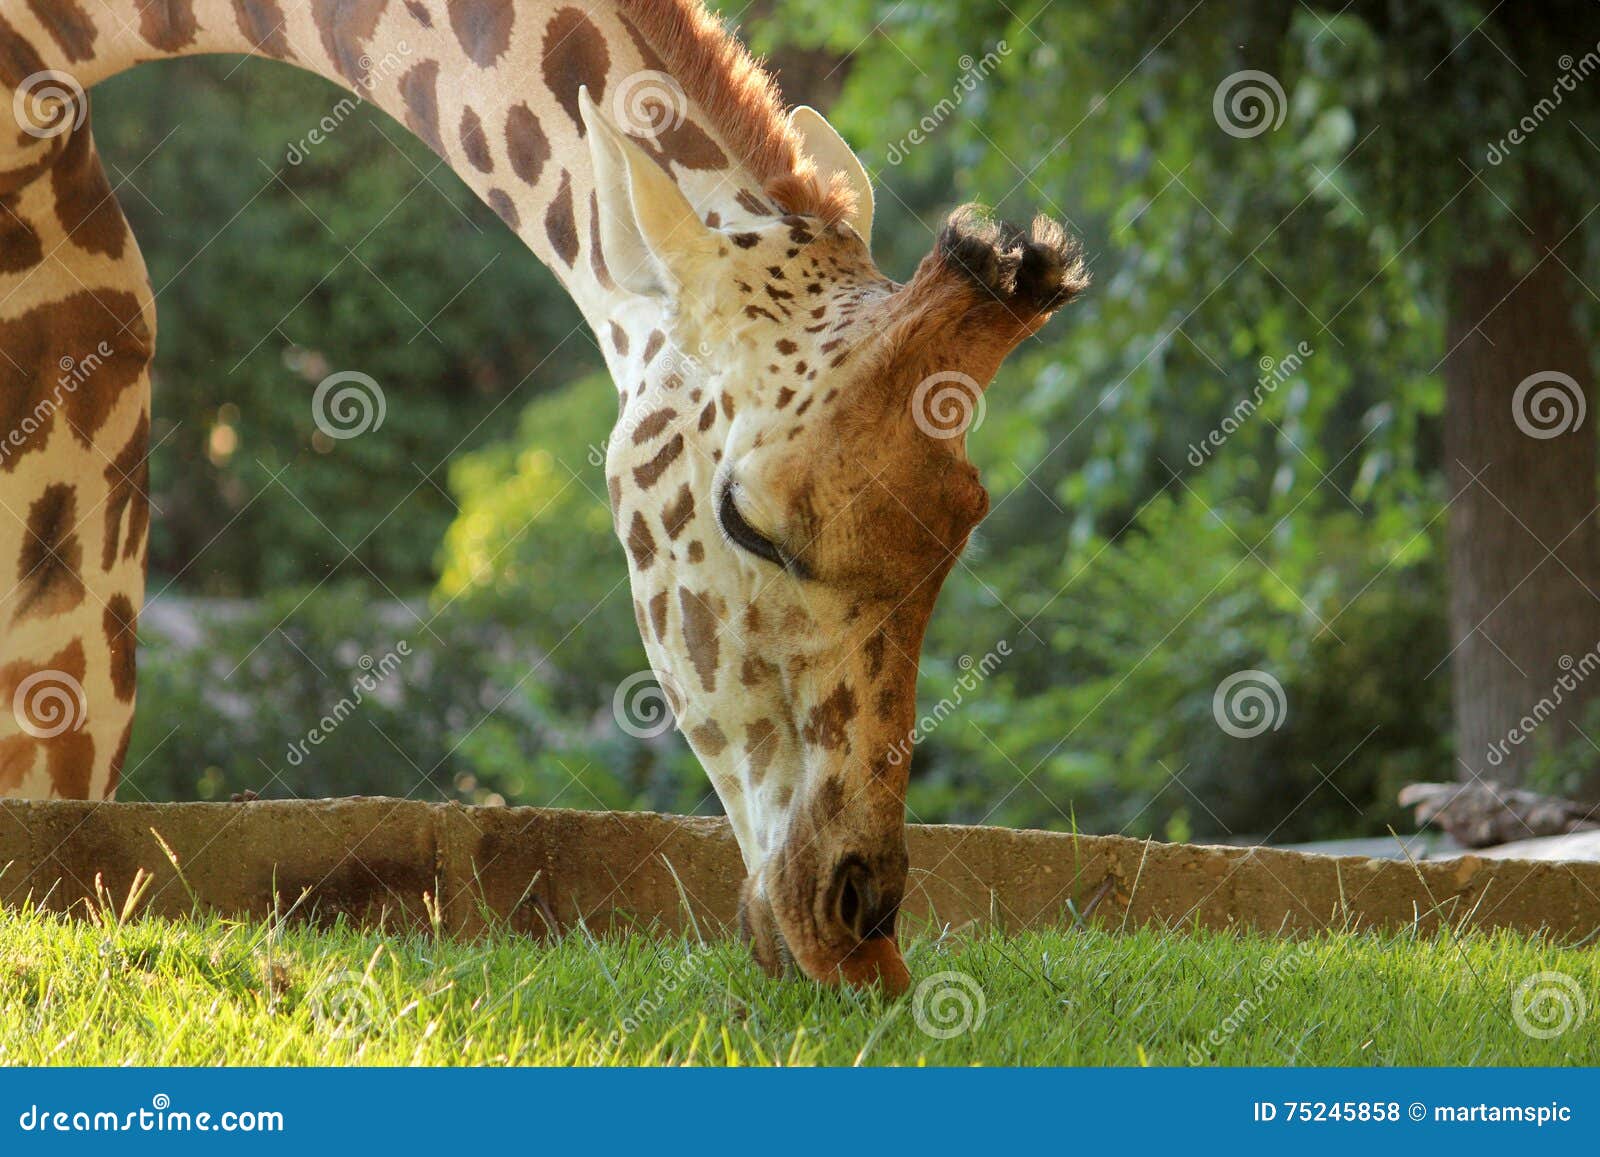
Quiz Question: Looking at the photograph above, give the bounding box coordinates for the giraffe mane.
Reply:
[616,0,857,227]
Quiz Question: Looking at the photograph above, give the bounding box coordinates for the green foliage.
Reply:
[123,585,488,802]
[433,374,712,816]
[92,58,594,595]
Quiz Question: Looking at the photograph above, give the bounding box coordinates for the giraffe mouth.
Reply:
[738,863,912,996]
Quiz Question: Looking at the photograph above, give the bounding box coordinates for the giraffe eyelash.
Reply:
[717,485,810,579]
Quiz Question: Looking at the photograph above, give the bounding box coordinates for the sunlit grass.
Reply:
[1,901,1594,1066]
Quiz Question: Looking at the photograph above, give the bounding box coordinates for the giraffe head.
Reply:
[585,92,1086,994]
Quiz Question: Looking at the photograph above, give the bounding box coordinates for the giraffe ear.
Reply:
[788,105,874,247]
[580,86,718,297]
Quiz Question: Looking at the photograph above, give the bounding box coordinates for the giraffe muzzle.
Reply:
[739,840,911,997]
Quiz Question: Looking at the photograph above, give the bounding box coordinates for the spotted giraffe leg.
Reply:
[0,97,154,802]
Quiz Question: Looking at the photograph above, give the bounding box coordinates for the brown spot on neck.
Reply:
[458,106,493,172]
[139,0,199,51]
[103,412,151,569]
[645,118,728,173]
[310,0,389,88]
[398,60,445,157]
[447,0,515,67]
[28,0,96,61]
[505,103,550,186]
[0,640,93,798]
[15,483,84,622]
[486,188,519,230]
[627,511,657,569]
[105,594,138,701]
[0,293,151,476]
[0,195,42,273]
[544,169,578,266]
[0,14,48,92]
[232,0,293,59]
[541,7,610,133]
[51,124,127,259]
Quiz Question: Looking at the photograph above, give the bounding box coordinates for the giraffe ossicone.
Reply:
[0,0,1086,995]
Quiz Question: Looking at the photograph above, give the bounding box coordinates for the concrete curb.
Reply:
[3,800,1598,941]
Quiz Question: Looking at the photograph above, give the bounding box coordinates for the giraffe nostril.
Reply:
[831,857,887,940]
[837,871,863,937]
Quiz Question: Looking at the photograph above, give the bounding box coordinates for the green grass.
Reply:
[1,903,1595,1065]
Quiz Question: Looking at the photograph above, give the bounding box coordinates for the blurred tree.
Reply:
[90,57,594,595]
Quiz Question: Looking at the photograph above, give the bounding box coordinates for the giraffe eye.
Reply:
[718,485,808,578]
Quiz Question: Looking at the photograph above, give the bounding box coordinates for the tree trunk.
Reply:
[1443,201,1600,802]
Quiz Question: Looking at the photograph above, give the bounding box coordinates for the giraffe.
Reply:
[0,0,1085,993]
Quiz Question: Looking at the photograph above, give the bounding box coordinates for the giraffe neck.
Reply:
[4,0,773,327]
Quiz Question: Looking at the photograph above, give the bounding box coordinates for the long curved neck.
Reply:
[5,0,767,327]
